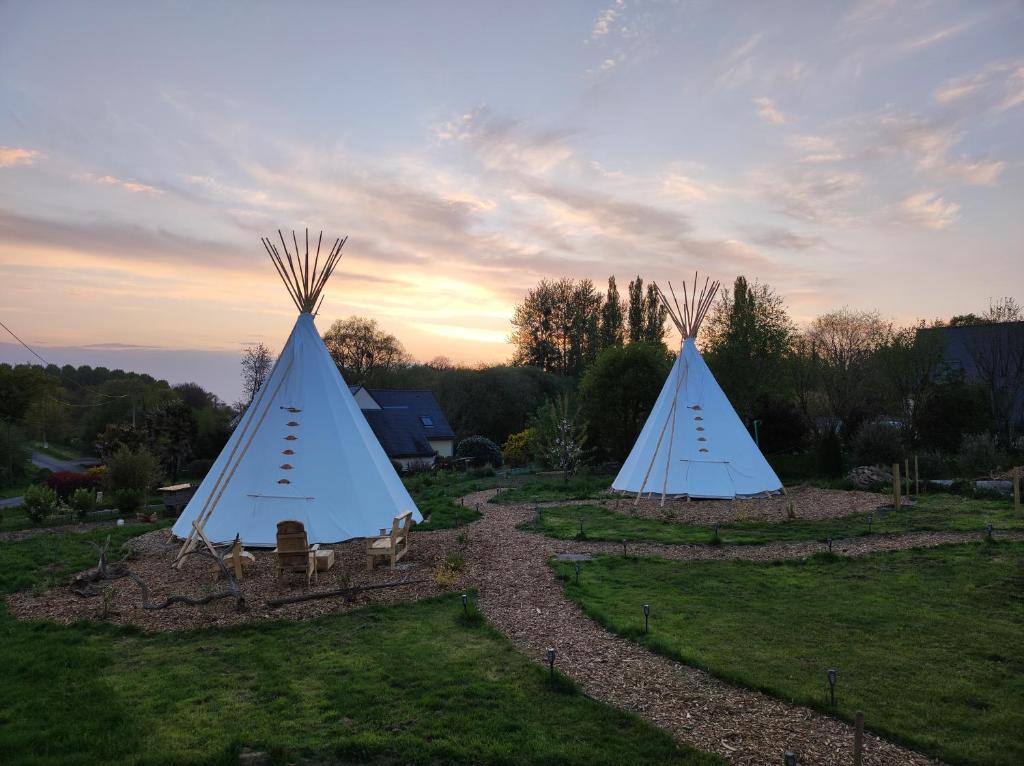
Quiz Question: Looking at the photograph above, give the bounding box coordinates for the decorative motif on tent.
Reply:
[284,407,302,413]
[285,435,297,441]
[277,478,291,484]
[688,405,702,410]
[280,463,294,470]
[287,421,300,427]
[282,449,295,455]
[697,437,707,442]
[699,448,709,453]
[694,416,704,421]
[696,427,705,432]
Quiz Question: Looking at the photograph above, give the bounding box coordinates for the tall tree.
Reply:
[240,343,274,406]
[578,342,673,461]
[510,278,602,376]
[643,283,669,344]
[322,316,409,382]
[627,276,645,344]
[145,399,197,481]
[702,277,794,421]
[599,276,625,349]
[804,308,890,436]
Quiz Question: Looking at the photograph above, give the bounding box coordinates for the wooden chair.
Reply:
[366,511,414,570]
[273,520,319,586]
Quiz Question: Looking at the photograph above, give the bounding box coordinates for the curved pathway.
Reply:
[461,488,1020,765]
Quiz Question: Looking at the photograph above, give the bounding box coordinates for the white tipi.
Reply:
[172,230,421,554]
[612,275,782,501]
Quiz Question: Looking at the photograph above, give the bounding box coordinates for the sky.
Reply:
[1,0,1022,403]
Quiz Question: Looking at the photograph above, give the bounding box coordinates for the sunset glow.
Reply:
[2,1,1022,401]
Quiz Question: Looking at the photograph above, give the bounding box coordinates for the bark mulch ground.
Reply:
[7,526,469,631]
[461,488,1017,766]
[589,484,888,525]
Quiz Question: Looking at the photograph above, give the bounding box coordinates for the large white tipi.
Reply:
[612,275,782,501]
[172,231,421,552]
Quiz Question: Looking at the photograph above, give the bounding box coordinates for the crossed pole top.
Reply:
[261,228,348,315]
[653,272,721,340]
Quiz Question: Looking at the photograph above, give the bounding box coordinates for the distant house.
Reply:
[349,386,456,469]
[916,321,1024,430]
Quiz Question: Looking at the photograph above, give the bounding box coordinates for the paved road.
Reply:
[0,451,101,508]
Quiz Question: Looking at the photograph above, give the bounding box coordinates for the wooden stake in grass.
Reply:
[1014,467,1021,516]
[905,458,911,498]
[853,710,864,766]
[914,454,920,496]
[892,463,901,511]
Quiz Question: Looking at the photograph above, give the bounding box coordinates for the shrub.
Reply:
[69,488,97,519]
[814,431,844,478]
[22,484,58,523]
[45,470,99,499]
[112,488,147,513]
[455,436,503,468]
[915,450,953,480]
[106,446,159,495]
[502,429,532,467]
[469,464,496,478]
[183,458,213,479]
[957,433,1000,478]
[851,420,904,467]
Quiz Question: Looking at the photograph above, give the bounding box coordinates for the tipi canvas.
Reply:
[612,276,782,500]
[172,230,421,551]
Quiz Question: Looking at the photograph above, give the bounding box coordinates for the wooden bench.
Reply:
[366,511,414,570]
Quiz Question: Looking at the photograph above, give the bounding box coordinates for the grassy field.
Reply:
[489,473,614,505]
[524,493,1024,545]
[0,526,721,766]
[554,543,1024,766]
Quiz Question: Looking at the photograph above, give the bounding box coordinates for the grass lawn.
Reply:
[0,527,721,766]
[525,493,1024,545]
[488,472,614,505]
[30,441,91,462]
[403,471,497,529]
[554,543,1024,766]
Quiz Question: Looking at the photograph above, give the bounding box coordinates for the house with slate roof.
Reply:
[349,386,456,469]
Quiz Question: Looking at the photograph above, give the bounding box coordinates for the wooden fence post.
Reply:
[1014,467,1021,516]
[892,463,901,511]
[905,458,910,498]
[853,710,864,766]
[914,454,920,495]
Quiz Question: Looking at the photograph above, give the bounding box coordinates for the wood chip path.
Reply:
[463,488,1023,765]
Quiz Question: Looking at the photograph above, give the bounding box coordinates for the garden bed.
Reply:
[7,525,471,631]
[605,485,886,525]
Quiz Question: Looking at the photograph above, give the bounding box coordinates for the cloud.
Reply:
[943,158,1005,185]
[435,107,575,176]
[751,167,866,226]
[894,191,960,230]
[94,174,163,195]
[716,32,763,89]
[934,58,1024,112]
[660,173,710,203]
[901,18,978,52]
[589,1,624,40]
[754,97,788,125]
[0,146,42,167]
[749,227,826,251]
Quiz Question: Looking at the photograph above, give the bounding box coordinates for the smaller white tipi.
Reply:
[172,230,421,557]
[612,275,782,501]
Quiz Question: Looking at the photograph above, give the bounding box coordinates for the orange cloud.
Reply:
[0,146,42,167]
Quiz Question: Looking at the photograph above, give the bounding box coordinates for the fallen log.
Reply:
[266,579,430,608]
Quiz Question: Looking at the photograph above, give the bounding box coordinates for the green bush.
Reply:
[455,436,503,468]
[106,446,159,495]
[112,488,147,513]
[851,420,904,467]
[69,488,97,519]
[814,431,844,478]
[501,429,532,467]
[22,484,58,523]
[915,450,953,480]
[957,433,1000,478]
